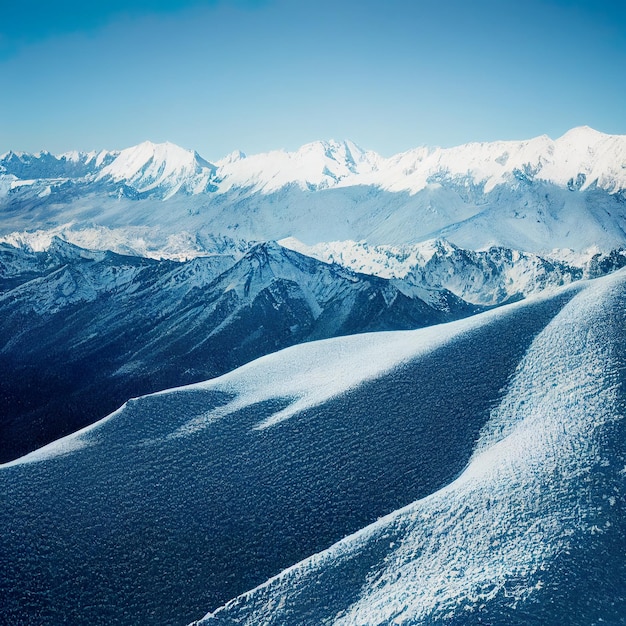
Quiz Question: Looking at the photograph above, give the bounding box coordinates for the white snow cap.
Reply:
[97,140,217,198]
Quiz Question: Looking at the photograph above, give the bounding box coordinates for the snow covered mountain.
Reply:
[369,125,626,195]
[212,139,381,193]
[2,127,626,255]
[281,237,600,306]
[3,126,626,626]
[2,271,624,625]
[0,239,474,462]
[3,127,626,460]
[0,141,217,200]
[96,141,218,198]
[3,126,624,200]
[195,269,626,626]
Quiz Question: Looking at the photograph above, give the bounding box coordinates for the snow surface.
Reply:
[3,271,623,625]
[196,268,626,625]
[170,316,485,436]
[0,404,127,468]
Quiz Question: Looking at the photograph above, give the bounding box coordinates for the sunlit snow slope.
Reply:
[196,270,626,626]
[0,276,586,625]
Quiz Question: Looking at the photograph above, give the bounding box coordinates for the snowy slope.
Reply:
[0,278,581,625]
[195,269,626,626]
[0,239,473,462]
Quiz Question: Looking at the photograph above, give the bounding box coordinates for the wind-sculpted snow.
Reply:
[0,283,577,625]
[195,270,626,626]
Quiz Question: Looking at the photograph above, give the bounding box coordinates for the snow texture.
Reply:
[0,276,581,625]
[196,269,626,626]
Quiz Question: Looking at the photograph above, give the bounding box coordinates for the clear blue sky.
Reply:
[1,0,624,159]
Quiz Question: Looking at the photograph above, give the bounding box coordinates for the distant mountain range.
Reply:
[3,126,625,199]
[1,126,626,255]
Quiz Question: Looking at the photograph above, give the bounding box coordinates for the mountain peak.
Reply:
[556,125,610,144]
[243,240,293,268]
[295,138,369,163]
[554,126,626,153]
[96,140,217,198]
[216,149,247,166]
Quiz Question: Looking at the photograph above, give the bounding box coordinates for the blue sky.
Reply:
[1,0,624,159]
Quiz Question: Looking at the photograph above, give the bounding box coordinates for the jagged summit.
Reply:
[212,137,381,194]
[215,149,247,166]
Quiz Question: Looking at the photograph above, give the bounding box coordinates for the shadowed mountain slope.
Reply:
[0,240,474,462]
[1,282,579,625]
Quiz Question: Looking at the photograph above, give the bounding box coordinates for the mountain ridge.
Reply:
[0,238,475,462]
[2,126,625,257]
[2,126,625,197]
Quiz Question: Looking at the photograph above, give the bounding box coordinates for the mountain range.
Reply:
[1,127,626,625]
[2,126,626,256]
